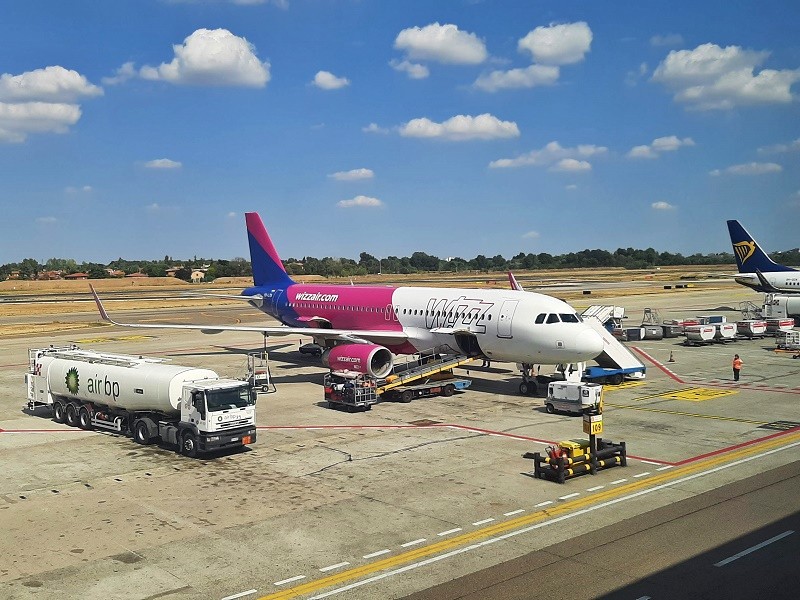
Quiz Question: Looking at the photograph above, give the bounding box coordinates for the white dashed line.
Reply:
[472,518,495,526]
[633,472,651,478]
[221,590,258,600]
[274,575,306,586]
[535,500,553,507]
[400,538,427,548]
[714,530,795,567]
[610,479,628,485]
[319,562,350,573]
[363,549,390,559]
[503,509,524,516]
[437,528,463,537]
[656,465,674,471]
[638,460,661,465]
[587,485,604,492]
[559,493,580,500]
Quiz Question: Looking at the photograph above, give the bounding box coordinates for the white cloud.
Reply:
[628,135,695,158]
[389,59,429,79]
[518,22,592,66]
[139,28,270,87]
[399,113,519,141]
[565,184,578,190]
[65,185,93,194]
[36,216,57,224]
[0,101,82,143]
[0,66,102,102]
[522,230,540,239]
[625,62,649,87]
[473,64,559,92]
[144,158,182,169]
[394,23,487,65]
[758,138,800,154]
[709,162,782,176]
[650,34,684,47]
[652,43,800,110]
[0,65,101,143]
[329,168,374,181]
[227,211,237,218]
[337,195,383,208]
[490,141,607,169]
[551,158,591,172]
[652,201,676,210]
[312,70,350,90]
[362,122,389,134]
[102,62,136,86]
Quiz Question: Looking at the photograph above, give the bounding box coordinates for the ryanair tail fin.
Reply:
[245,212,296,288]
[726,220,795,274]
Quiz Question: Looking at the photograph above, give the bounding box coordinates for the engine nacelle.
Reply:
[322,344,393,378]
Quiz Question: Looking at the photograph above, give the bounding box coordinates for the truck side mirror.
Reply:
[251,390,258,404]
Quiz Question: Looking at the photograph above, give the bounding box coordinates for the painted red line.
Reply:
[631,346,684,383]
[672,426,800,466]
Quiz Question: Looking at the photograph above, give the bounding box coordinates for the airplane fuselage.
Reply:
[735,272,800,294]
[242,283,604,364]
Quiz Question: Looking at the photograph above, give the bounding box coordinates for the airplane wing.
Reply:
[89,285,408,345]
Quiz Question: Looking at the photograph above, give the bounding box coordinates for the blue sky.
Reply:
[1,0,799,264]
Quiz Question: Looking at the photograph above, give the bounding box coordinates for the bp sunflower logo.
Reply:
[65,367,79,394]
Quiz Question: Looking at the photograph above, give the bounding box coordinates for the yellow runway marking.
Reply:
[658,387,737,402]
[602,402,767,425]
[75,335,155,343]
[603,381,647,391]
[258,430,800,599]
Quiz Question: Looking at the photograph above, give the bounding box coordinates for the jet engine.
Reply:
[322,344,394,378]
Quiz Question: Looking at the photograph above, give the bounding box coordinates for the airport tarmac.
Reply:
[0,282,798,599]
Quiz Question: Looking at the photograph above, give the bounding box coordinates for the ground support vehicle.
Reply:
[26,346,257,457]
[543,381,603,415]
[323,371,378,411]
[582,365,645,385]
[381,377,471,403]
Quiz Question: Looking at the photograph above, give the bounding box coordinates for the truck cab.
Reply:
[178,379,257,456]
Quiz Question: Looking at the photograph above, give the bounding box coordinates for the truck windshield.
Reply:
[206,387,253,411]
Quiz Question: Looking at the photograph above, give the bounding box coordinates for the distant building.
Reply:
[37,270,62,280]
[165,266,183,277]
[105,268,125,278]
[191,270,205,283]
[8,270,21,280]
[64,272,89,280]
[125,272,149,278]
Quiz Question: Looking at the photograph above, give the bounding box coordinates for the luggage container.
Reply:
[685,325,715,344]
[714,322,736,342]
[736,320,767,339]
[766,318,795,335]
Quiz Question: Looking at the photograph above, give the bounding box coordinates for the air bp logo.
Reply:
[65,367,79,394]
[733,240,756,264]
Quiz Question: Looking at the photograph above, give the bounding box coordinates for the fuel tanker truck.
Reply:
[26,345,257,457]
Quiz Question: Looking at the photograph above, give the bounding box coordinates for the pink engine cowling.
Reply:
[322,344,394,378]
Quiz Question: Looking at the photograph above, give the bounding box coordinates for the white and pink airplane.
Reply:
[91,213,603,388]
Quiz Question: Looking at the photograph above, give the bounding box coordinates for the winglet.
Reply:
[89,284,112,322]
[508,271,525,291]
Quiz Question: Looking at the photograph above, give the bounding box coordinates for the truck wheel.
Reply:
[134,420,151,445]
[546,403,555,414]
[65,403,79,427]
[78,407,93,430]
[609,374,624,385]
[400,390,413,403]
[519,382,530,395]
[52,402,66,424]
[182,432,198,458]
[442,384,455,397]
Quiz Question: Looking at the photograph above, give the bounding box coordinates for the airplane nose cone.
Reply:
[576,328,604,360]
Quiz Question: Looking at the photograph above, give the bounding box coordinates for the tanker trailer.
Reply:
[26,346,257,457]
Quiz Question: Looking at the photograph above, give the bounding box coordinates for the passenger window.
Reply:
[546,314,560,324]
[535,313,546,324]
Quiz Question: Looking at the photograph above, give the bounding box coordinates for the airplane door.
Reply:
[497,300,518,339]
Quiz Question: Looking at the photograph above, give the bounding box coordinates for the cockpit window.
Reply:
[546,314,560,324]
[535,313,546,324]
[559,313,580,323]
